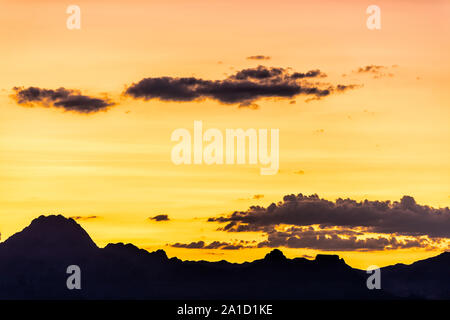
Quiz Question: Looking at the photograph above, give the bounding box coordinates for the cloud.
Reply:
[253,194,264,200]
[171,241,206,249]
[69,215,99,221]
[149,214,170,222]
[11,87,114,114]
[356,65,386,73]
[294,170,305,175]
[257,227,435,251]
[207,194,450,251]
[246,55,271,60]
[335,84,361,92]
[289,70,327,79]
[209,194,450,238]
[353,65,395,79]
[170,240,244,250]
[124,66,358,107]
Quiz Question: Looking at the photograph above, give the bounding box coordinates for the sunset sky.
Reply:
[1,0,449,269]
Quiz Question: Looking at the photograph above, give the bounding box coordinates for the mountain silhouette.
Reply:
[1,215,97,256]
[0,215,448,299]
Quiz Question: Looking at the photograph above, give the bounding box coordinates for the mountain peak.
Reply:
[314,254,345,265]
[2,214,97,254]
[264,249,287,262]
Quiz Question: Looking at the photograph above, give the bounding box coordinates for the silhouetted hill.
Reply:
[1,215,97,256]
[0,215,448,299]
[381,251,450,299]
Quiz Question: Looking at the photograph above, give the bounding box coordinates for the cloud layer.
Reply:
[171,240,246,250]
[257,227,435,251]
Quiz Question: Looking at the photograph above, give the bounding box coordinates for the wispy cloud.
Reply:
[69,215,100,221]
[246,55,271,60]
[351,65,395,79]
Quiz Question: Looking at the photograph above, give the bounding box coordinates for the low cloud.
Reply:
[257,227,436,251]
[124,65,358,107]
[12,87,115,114]
[171,240,245,250]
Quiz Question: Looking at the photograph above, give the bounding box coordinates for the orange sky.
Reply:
[0,0,449,269]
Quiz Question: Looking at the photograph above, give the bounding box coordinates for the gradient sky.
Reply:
[1,0,449,269]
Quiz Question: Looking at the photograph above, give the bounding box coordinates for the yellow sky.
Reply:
[0,0,449,269]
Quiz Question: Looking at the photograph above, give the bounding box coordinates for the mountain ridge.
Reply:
[0,215,448,299]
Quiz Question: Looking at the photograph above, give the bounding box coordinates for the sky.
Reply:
[0,0,449,269]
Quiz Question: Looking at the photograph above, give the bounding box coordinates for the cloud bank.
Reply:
[207,194,450,251]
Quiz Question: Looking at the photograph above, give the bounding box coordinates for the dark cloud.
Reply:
[230,66,285,80]
[171,240,244,250]
[124,66,358,107]
[208,194,450,238]
[149,214,170,222]
[12,87,114,114]
[246,55,271,60]
[290,70,327,79]
[206,194,450,251]
[69,215,99,221]
[171,241,206,249]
